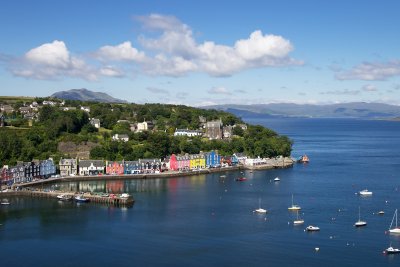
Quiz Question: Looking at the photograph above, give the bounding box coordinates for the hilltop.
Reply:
[51,88,127,103]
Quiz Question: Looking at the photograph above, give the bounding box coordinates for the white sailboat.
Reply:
[254,198,267,214]
[354,206,367,227]
[293,210,304,225]
[288,194,301,211]
[389,209,400,234]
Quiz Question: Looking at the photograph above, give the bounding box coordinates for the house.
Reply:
[106,161,124,175]
[139,158,162,173]
[0,166,12,185]
[59,158,78,176]
[42,100,56,106]
[174,129,203,137]
[205,119,223,140]
[176,154,190,171]
[223,126,233,139]
[9,164,25,184]
[1,105,14,114]
[81,106,90,113]
[90,118,101,129]
[233,153,247,165]
[166,154,178,171]
[24,161,41,182]
[245,157,267,166]
[19,106,31,114]
[136,121,154,132]
[40,158,56,178]
[112,134,129,142]
[189,153,206,169]
[79,160,105,176]
[62,106,77,111]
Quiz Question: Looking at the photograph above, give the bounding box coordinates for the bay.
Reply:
[1,117,400,266]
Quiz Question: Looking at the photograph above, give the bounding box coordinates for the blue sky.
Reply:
[1,0,400,106]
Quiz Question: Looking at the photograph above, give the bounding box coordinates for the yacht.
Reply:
[306,225,320,231]
[354,207,367,227]
[388,209,400,234]
[288,194,301,211]
[359,189,373,196]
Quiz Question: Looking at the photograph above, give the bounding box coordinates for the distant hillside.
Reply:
[51,88,127,103]
[205,102,400,119]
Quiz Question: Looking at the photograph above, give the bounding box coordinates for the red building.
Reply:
[168,154,178,171]
[106,161,124,175]
[1,166,12,185]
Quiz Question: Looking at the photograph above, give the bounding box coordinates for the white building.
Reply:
[174,129,203,137]
[112,134,129,142]
[136,121,154,132]
[79,160,104,176]
[90,118,101,129]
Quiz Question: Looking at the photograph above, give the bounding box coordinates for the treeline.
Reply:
[0,100,292,166]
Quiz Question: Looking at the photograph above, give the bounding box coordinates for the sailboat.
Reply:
[354,206,367,227]
[388,209,400,234]
[293,210,304,225]
[288,194,301,211]
[254,198,267,214]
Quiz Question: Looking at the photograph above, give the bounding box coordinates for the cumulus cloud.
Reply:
[11,40,98,81]
[336,60,400,81]
[96,41,145,62]
[208,86,231,95]
[146,87,169,94]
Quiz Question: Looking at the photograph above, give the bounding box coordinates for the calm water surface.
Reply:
[1,118,400,266]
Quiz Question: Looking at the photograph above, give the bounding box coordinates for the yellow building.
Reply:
[190,154,206,169]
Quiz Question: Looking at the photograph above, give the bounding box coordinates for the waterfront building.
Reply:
[189,153,206,169]
[124,161,141,174]
[205,150,221,168]
[139,158,162,173]
[39,158,56,178]
[106,161,125,175]
[167,154,178,171]
[10,164,25,184]
[79,160,105,176]
[0,166,12,185]
[59,158,78,176]
[244,157,267,166]
[233,153,247,165]
[177,154,190,171]
[24,161,41,182]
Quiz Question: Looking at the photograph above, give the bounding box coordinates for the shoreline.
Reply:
[10,159,294,189]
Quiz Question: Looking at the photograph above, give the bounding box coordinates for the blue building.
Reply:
[124,161,141,174]
[40,158,56,178]
[205,150,221,168]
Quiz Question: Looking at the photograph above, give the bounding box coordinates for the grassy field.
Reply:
[0,96,35,103]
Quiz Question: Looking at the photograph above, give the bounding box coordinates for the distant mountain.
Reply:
[205,102,400,119]
[51,88,127,103]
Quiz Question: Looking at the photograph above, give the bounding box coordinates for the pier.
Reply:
[0,190,134,207]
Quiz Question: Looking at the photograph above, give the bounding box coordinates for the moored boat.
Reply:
[388,209,400,234]
[236,177,247,182]
[120,193,130,198]
[57,194,73,201]
[288,194,301,211]
[75,195,90,203]
[384,246,400,254]
[293,210,304,225]
[306,225,320,231]
[254,198,267,214]
[359,189,373,196]
[297,155,309,163]
[354,207,367,227]
[274,177,280,182]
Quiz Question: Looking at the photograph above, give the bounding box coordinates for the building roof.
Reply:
[79,160,104,168]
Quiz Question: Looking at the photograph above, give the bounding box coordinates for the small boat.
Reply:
[384,246,400,254]
[57,194,73,201]
[293,210,304,225]
[306,225,320,231]
[254,198,267,214]
[120,193,130,198]
[359,189,373,196]
[298,155,309,163]
[219,175,226,178]
[1,199,10,205]
[354,206,367,227]
[274,177,280,182]
[378,211,385,215]
[236,177,247,182]
[388,209,400,234]
[288,194,301,211]
[75,195,90,203]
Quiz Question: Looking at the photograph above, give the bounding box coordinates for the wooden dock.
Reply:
[0,190,134,207]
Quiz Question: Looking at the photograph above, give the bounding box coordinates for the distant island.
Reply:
[205,102,400,119]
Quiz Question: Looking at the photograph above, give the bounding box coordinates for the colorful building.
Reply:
[79,160,105,176]
[190,153,206,169]
[205,150,221,168]
[167,154,178,171]
[124,161,141,174]
[59,158,78,176]
[40,158,56,178]
[177,155,190,171]
[106,161,124,175]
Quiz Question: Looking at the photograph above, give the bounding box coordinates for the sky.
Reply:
[1,0,400,106]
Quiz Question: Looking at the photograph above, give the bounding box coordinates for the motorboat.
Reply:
[288,194,301,211]
[306,225,320,231]
[359,189,373,196]
[120,193,130,198]
[219,175,226,178]
[388,209,400,234]
[274,177,280,182]
[75,195,90,203]
[354,207,367,227]
[1,199,10,205]
[378,211,385,215]
[254,198,267,214]
[384,246,400,254]
[293,210,304,225]
[57,194,73,201]
[298,155,309,163]
[236,177,247,182]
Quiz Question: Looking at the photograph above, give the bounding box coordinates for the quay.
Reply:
[0,190,134,207]
[12,157,294,189]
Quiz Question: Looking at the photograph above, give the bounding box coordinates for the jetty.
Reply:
[0,190,134,207]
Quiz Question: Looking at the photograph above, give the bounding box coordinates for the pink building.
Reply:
[106,161,124,175]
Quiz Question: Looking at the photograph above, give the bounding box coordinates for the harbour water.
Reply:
[1,118,400,266]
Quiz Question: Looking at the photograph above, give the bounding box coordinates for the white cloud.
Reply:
[207,86,230,95]
[146,87,169,94]
[336,60,400,81]
[96,41,145,62]
[25,40,70,68]
[361,84,378,92]
[320,89,360,95]
[99,66,124,77]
